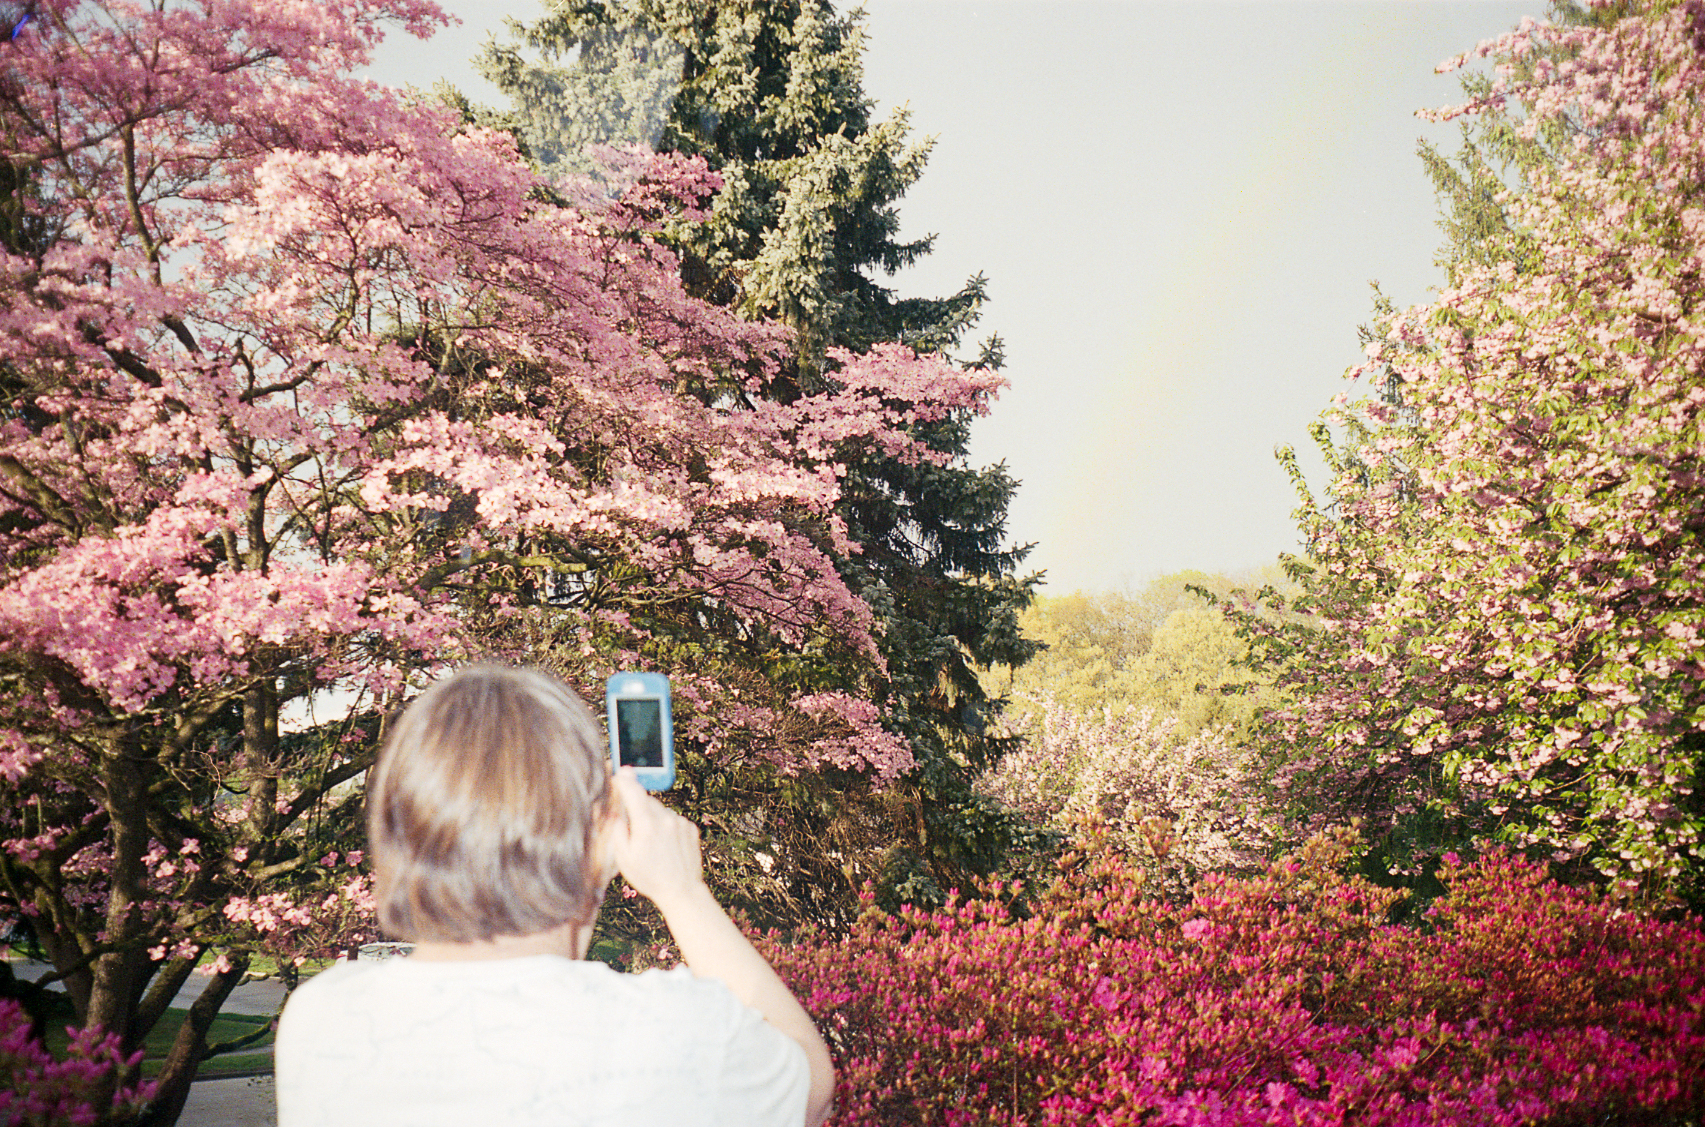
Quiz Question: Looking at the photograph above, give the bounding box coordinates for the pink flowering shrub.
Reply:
[977,697,1282,899]
[0,1000,155,1127]
[763,827,1705,1125]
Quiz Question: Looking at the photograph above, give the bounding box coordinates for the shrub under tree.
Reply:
[764,827,1705,1125]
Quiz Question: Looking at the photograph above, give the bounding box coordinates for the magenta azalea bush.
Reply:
[763,827,1705,1126]
[0,999,155,1127]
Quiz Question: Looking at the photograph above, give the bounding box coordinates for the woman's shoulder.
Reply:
[281,955,747,1039]
[276,957,387,1029]
[622,964,744,1010]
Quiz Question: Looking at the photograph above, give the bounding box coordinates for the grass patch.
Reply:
[142,1008,275,1079]
[246,952,335,980]
[39,1003,275,1080]
[9,947,284,1078]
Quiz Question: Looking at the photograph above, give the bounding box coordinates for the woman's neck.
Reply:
[407,918,592,962]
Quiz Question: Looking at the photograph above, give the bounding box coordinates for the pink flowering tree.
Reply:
[1235,1,1705,904]
[0,0,999,1117]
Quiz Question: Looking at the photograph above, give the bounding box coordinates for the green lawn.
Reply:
[10,945,306,1079]
[140,1007,275,1079]
[35,996,276,1080]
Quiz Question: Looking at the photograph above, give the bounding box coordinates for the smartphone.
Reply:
[605,672,674,791]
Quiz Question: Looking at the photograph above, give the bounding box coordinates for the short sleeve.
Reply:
[706,981,811,1127]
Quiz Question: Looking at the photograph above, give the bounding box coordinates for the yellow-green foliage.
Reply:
[987,568,1289,737]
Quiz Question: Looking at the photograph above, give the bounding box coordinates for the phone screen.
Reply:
[615,698,665,768]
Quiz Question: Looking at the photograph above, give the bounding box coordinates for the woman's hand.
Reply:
[604,767,835,1125]
[607,767,706,913]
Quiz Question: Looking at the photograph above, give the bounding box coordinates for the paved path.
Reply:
[179,1075,277,1127]
[8,956,289,1016]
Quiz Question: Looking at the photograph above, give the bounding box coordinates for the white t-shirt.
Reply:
[275,954,809,1127]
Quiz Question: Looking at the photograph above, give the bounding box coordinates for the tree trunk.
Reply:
[133,958,250,1127]
[88,729,152,1044]
[243,679,279,840]
[76,728,156,1116]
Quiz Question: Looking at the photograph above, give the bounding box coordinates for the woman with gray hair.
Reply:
[275,664,834,1126]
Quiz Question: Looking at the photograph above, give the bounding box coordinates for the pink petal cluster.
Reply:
[0,0,988,788]
[0,999,157,1127]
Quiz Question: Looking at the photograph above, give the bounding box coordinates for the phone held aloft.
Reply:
[605,672,674,791]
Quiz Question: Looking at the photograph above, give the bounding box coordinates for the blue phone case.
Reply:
[605,672,674,791]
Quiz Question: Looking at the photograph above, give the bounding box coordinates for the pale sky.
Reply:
[365,0,1540,595]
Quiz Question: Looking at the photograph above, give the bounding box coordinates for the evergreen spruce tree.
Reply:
[476,0,1041,921]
